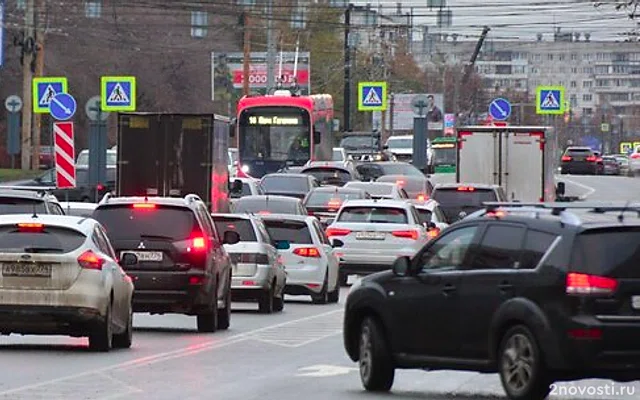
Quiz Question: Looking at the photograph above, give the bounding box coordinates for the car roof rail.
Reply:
[99,192,113,205]
[484,201,640,216]
[184,194,203,204]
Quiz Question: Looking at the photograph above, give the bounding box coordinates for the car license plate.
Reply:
[355,231,386,240]
[632,296,640,310]
[2,263,52,277]
[121,251,163,262]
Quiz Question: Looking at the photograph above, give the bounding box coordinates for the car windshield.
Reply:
[233,198,298,214]
[262,220,313,244]
[346,183,393,196]
[212,217,257,242]
[571,228,640,279]
[0,198,47,214]
[0,225,86,253]
[432,147,456,164]
[378,163,424,177]
[304,190,365,207]
[332,149,344,161]
[261,176,308,193]
[340,136,379,149]
[93,205,196,241]
[386,138,412,149]
[338,207,408,224]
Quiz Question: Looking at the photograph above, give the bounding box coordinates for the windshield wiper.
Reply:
[23,247,64,253]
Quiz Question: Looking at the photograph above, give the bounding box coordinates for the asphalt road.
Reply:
[1,175,639,400]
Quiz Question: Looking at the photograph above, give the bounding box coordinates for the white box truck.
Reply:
[456,126,558,202]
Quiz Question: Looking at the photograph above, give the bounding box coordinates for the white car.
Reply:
[408,199,450,240]
[61,201,98,217]
[261,214,340,304]
[212,213,286,313]
[228,148,240,177]
[326,199,429,285]
[76,149,117,169]
[344,181,409,200]
[629,146,640,176]
[0,214,135,351]
[229,177,263,200]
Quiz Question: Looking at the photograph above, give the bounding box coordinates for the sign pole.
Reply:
[412,98,428,171]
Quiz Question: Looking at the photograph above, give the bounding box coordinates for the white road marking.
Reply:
[296,364,358,377]
[0,308,343,396]
[557,176,596,200]
[247,310,343,347]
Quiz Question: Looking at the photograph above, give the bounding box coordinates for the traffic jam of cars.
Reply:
[1,110,640,400]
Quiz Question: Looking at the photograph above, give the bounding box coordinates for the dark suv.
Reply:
[343,202,640,399]
[431,183,507,223]
[92,194,238,332]
[561,146,600,175]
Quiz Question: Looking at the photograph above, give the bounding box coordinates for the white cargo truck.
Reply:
[456,126,558,202]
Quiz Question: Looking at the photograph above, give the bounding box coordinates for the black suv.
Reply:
[343,202,640,399]
[560,146,600,175]
[92,194,238,332]
[431,183,507,223]
[0,189,65,215]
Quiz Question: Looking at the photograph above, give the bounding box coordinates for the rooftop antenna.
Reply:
[32,203,38,218]
[618,200,631,223]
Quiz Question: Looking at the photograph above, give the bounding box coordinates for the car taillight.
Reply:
[327,199,342,209]
[293,247,321,258]
[457,186,475,192]
[133,203,156,209]
[416,194,428,202]
[78,250,105,270]
[258,211,271,215]
[585,156,597,162]
[307,211,315,216]
[631,153,640,159]
[16,223,44,233]
[566,272,617,295]
[395,179,405,186]
[231,253,269,264]
[326,227,351,237]
[96,184,105,191]
[561,155,572,162]
[189,235,208,252]
[392,230,419,240]
[567,328,602,339]
[427,228,440,239]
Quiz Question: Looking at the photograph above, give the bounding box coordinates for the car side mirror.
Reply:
[556,182,565,197]
[223,230,241,245]
[229,179,243,193]
[331,239,344,248]
[274,240,291,250]
[392,256,411,277]
[120,253,139,266]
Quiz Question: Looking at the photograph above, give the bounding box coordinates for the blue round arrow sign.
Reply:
[49,93,77,121]
[489,98,511,121]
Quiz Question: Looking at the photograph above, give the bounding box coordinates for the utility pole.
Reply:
[32,0,45,170]
[266,0,276,92]
[20,0,36,171]
[242,12,251,97]
[343,3,353,132]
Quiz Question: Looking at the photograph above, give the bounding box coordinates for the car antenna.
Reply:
[618,200,631,223]
[32,203,38,218]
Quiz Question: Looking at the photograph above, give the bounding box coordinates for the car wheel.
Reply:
[197,281,218,332]
[359,317,394,392]
[113,305,133,349]
[258,284,274,314]
[339,272,349,287]
[89,302,113,352]
[273,282,284,312]
[311,274,329,305]
[328,274,340,303]
[217,275,231,330]
[498,325,551,400]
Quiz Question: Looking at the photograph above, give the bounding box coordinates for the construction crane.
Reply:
[459,26,490,124]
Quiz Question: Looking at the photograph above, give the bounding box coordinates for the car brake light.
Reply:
[258,211,271,215]
[596,157,603,162]
[567,328,602,339]
[586,156,597,162]
[133,203,156,209]
[457,186,475,192]
[395,179,405,186]
[326,227,351,237]
[487,210,507,218]
[427,227,440,239]
[631,153,640,159]
[78,250,105,270]
[416,194,428,202]
[392,230,419,240]
[561,155,572,161]
[327,199,342,209]
[16,223,44,233]
[189,235,207,252]
[293,247,321,258]
[96,184,105,191]
[566,272,617,295]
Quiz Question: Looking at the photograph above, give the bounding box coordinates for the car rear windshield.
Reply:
[386,138,412,149]
[234,199,297,214]
[213,217,257,242]
[0,198,47,214]
[379,163,424,177]
[565,148,592,155]
[302,168,351,185]
[416,208,433,223]
[261,176,308,192]
[263,220,313,244]
[93,205,197,241]
[0,225,86,253]
[338,207,408,224]
[305,191,365,207]
[347,183,393,196]
[571,228,640,278]
[432,188,497,207]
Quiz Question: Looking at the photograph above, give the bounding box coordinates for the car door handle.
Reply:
[442,284,457,295]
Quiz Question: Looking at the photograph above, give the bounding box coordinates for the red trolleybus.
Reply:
[235,90,334,178]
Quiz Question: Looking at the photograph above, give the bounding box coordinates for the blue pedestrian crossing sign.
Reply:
[489,98,511,121]
[358,82,387,111]
[101,76,136,112]
[536,86,565,115]
[32,77,68,114]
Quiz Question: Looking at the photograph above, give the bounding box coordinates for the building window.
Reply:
[547,54,554,61]
[191,11,208,38]
[583,80,593,88]
[583,108,593,115]
[559,54,565,61]
[570,95,578,107]
[16,0,26,10]
[570,81,577,88]
[583,94,593,102]
[571,53,577,61]
[85,1,102,18]
[571,67,577,74]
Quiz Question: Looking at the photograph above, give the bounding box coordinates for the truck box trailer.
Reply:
[116,113,232,213]
[456,126,558,202]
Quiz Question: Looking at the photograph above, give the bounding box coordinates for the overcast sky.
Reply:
[352,0,638,41]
